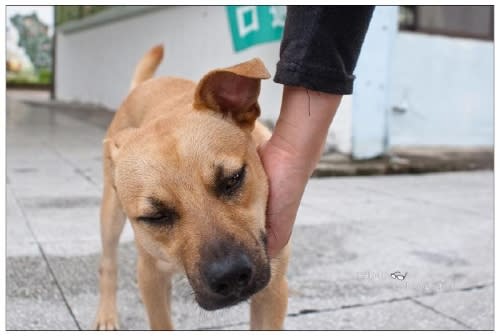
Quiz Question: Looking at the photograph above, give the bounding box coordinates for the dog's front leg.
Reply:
[250,245,290,330]
[137,246,174,330]
[94,181,127,330]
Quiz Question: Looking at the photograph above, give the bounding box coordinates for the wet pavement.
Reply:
[6,91,494,330]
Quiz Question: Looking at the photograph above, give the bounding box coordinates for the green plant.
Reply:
[37,68,52,84]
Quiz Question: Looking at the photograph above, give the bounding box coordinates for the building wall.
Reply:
[388,32,493,146]
[351,6,399,159]
[55,6,352,152]
[56,6,493,152]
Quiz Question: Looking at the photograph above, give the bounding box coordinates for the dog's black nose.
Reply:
[203,252,253,297]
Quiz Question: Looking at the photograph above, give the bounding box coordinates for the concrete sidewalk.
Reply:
[6,92,494,330]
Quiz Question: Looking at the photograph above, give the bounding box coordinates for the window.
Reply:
[399,5,493,41]
[55,6,113,27]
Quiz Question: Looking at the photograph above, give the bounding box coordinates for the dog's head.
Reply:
[106,59,272,310]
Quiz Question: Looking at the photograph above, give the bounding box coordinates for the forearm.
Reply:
[269,85,342,177]
[259,85,342,257]
[262,6,374,256]
[270,6,373,175]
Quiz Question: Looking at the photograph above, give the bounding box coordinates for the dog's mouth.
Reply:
[195,285,258,310]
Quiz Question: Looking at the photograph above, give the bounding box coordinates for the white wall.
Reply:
[56,6,494,153]
[56,6,352,152]
[57,6,281,116]
[351,6,398,159]
[388,32,493,146]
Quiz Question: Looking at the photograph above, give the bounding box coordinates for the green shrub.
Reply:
[6,68,52,85]
[38,68,52,84]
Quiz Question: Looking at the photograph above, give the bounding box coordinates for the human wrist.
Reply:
[269,85,342,174]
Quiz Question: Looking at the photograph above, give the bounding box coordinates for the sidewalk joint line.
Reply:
[195,281,493,329]
[46,143,100,189]
[9,188,82,330]
[284,282,493,325]
[36,245,82,330]
[410,297,473,330]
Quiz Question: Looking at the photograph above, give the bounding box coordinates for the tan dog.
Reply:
[93,45,290,330]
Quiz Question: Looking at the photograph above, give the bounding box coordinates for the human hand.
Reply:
[258,139,310,258]
[259,86,342,258]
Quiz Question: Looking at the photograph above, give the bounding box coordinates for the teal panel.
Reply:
[226,6,285,52]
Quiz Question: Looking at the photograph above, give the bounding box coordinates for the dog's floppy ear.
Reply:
[103,128,138,163]
[193,58,271,130]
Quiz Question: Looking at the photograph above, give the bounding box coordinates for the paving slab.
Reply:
[20,207,103,243]
[416,285,494,330]
[287,220,492,312]
[295,201,351,226]
[6,184,38,256]
[285,299,469,330]
[333,172,494,218]
[221,299,468,330]
[8,179,493,330]
[32,219,493,330]
[302,174,493,221]
[7,298,79,331]
[41,241,250,330]
[6,253,78,330]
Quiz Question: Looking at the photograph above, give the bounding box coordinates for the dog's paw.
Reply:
[93,311,119,330]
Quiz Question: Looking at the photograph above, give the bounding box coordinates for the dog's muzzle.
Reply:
[203,251,253,296]
[193,245,270,310]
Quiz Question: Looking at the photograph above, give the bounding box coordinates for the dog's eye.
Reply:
[226,172,242,189]
[138,209,178,226]
[218,166,246,197]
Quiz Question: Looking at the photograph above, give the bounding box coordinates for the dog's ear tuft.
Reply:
[193,58,271,131]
